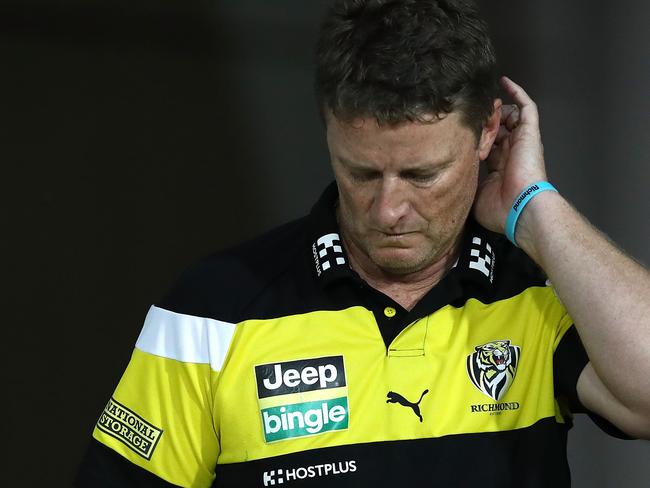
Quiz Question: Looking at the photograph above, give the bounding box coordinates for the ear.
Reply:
[477,98,502,161]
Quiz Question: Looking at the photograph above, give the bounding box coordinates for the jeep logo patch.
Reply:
[255,356,346,398]
[255,356,349,443]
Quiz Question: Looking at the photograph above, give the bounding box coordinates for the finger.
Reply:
[500,76,539,125]
[500,104,517,124]
[505,105,520,131]
[500,76,534,107]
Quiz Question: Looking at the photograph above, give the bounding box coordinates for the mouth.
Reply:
[371,232,421,250]
[377,230,418,238]
[376,232,417,244]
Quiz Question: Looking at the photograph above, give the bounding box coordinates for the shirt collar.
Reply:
[454,217,498,289]
[306,181,498,298]
[308,181,354,287]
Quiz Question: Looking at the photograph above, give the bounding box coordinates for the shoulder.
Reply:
[157,216,309,322]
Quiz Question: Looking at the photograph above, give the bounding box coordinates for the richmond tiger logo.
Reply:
[467,340,520,402]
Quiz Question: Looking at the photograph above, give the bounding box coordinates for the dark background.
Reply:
[3,0,648,486]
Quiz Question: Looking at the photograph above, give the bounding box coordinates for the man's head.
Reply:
[315,0,498,139]
[315,0,501,277]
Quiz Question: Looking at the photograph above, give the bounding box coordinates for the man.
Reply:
[76,0,650,486]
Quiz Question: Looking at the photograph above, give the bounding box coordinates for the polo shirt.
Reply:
[77,182,609,488]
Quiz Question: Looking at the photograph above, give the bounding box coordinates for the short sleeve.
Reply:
[79,295,237,487]
[553,319,634,439]
[553,325,589,413]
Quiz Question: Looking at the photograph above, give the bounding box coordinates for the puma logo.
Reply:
[386,389,429,422]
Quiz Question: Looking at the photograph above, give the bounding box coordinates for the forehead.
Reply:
[325,111,476,167]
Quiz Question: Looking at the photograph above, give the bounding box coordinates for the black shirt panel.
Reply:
[214,417,571,488]
[75,440,180,488]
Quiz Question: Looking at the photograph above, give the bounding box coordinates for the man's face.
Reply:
[327,110,496,276]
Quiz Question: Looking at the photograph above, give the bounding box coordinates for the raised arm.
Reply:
[473,76,650,439]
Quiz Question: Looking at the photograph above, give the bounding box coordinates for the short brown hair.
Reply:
[315,0,498,138]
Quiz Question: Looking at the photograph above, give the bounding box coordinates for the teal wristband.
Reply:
[505,181,558,247]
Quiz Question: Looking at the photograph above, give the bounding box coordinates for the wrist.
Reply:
[505,181,558,247]
[514,190,565,263]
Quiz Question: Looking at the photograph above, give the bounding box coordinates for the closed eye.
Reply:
[402,171,438,183]
[350,170,381,182]
[401,162,451,185]
[399,170,442,186]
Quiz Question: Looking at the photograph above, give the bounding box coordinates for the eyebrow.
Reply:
[337,155,453,171]
[336,156,373,171]
[400,161,453,174]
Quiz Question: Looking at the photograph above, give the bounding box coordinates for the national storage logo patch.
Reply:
[254,356,349,443]
[96,397,163,460]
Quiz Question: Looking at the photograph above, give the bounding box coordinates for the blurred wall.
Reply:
[2,1,648,485]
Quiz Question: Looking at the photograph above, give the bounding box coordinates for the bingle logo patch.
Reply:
[255,356,349,443]
[96,397,163,460]
[467,340,520,402]
[261,398,349,443]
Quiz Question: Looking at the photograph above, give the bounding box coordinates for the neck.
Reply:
[341,230,462,311]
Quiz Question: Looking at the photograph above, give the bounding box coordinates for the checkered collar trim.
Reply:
[307,182,498,290]
[455,219,498,288]
[308,182,353,286]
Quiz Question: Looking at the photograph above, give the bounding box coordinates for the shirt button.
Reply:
[384,307,397,318]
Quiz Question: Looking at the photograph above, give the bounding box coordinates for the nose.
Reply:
[371,178,410,231]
